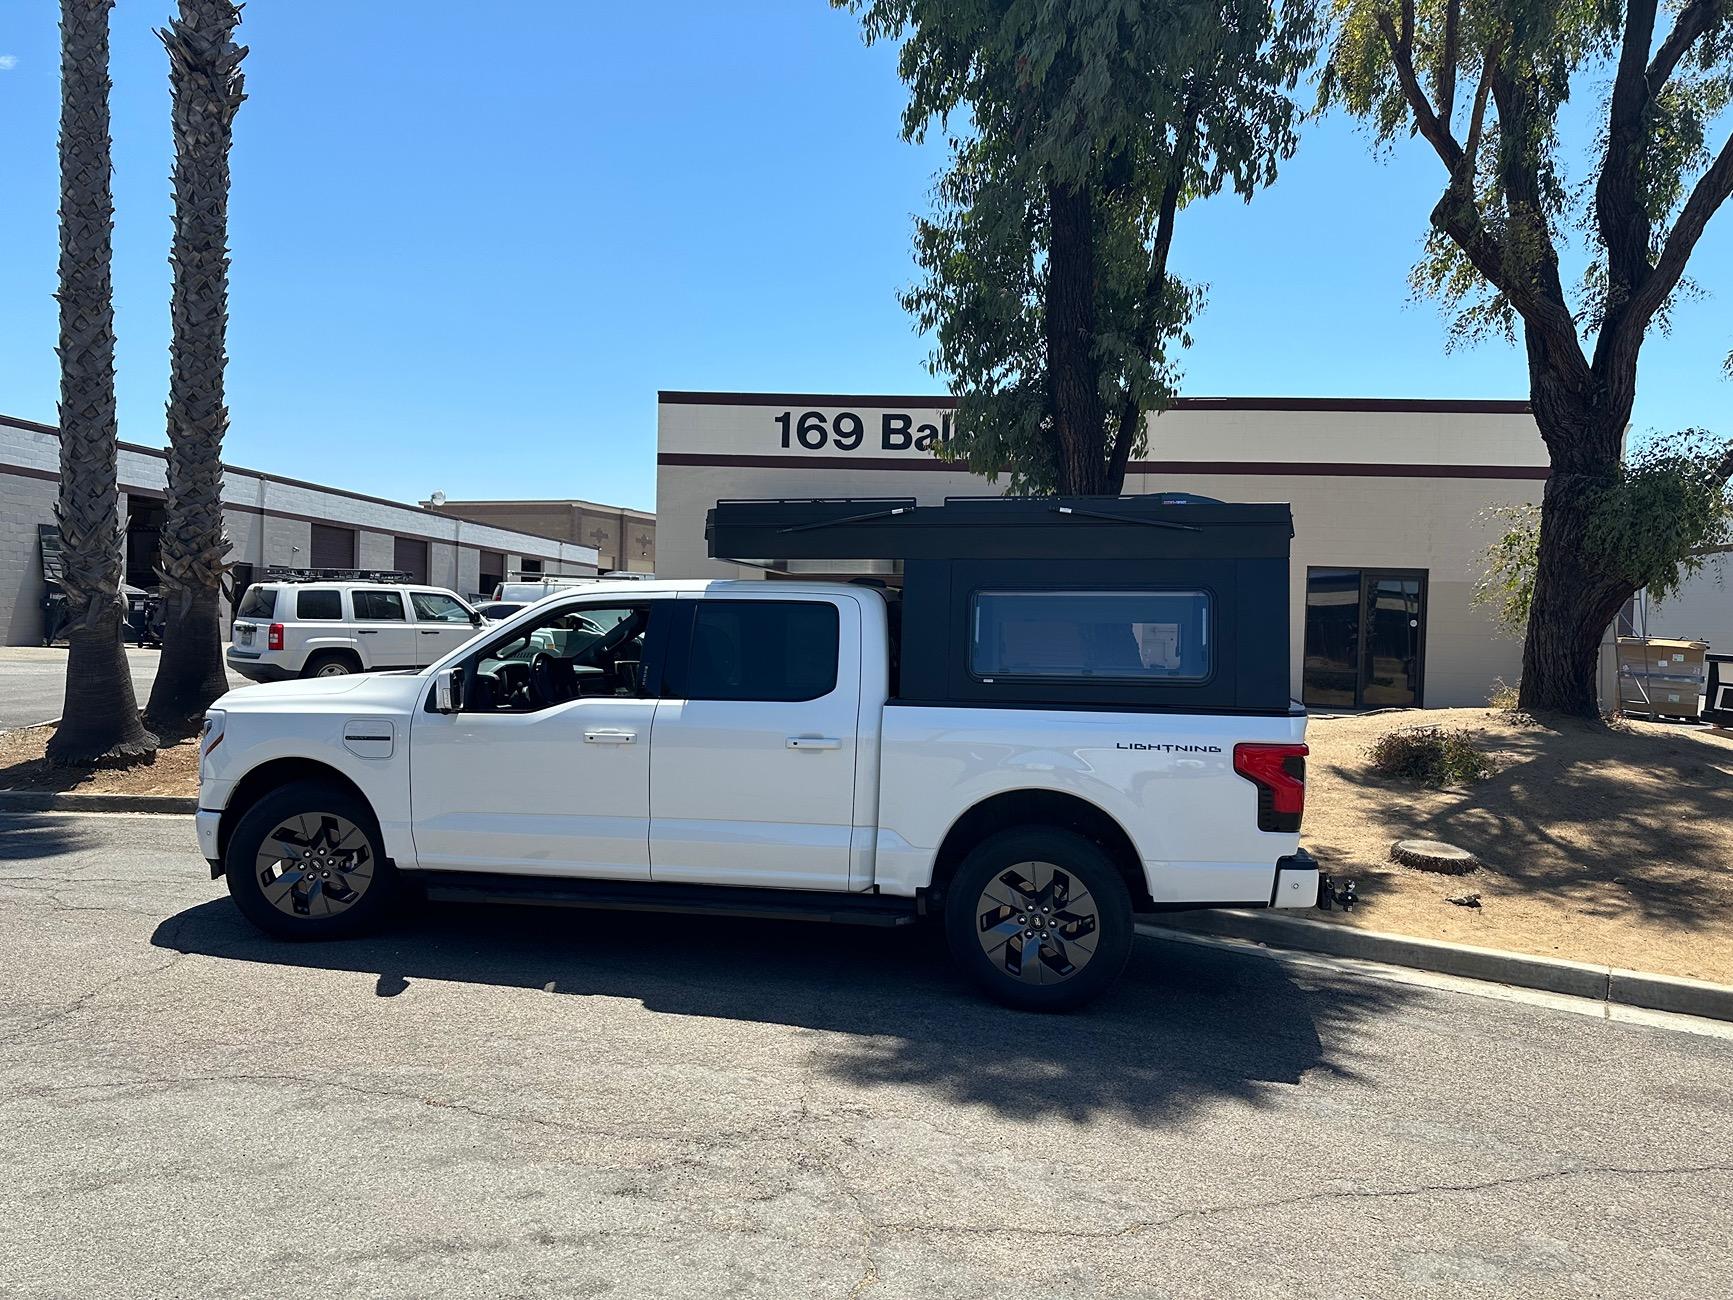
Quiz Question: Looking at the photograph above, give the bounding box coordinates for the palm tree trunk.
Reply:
[146,0,247,737]
[46,0,156,767]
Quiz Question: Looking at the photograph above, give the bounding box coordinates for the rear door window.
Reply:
[352,590,407,621]
[675,601,839,702]
[237,586,277,619]
[970,590,1212,683]
[296,589,342,620]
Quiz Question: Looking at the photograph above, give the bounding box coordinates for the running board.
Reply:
[418,872,919,928]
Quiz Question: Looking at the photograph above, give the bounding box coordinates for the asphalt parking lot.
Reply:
[3,810,1732,1299]
[0,647,251,731]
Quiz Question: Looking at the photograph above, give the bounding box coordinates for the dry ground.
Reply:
[1306,708,1733,983]
[0,724,200,795]
[5,708,1731,982]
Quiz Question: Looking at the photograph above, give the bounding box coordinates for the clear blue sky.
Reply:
[1,1,1729,513]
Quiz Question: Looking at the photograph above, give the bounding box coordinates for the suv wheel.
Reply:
[943,827,1133,1012]
[224,780,399,940]
[303,651,358,679]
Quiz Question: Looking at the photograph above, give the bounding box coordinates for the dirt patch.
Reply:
[0,725,200,796]
[1306,708,1733,983]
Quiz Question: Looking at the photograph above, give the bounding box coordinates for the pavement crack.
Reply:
[0,951,187,1048]
[871,1161,1733,1241]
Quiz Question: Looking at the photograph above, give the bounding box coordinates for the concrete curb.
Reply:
[1140,908,1733,1024]
[0,790,196,815]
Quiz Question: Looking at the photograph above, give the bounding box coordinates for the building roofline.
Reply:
[0,411,593,549]
[657,390,1535,415]
[429,497,655,519]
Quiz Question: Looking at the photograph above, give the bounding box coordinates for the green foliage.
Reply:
[1367,725,1493,785]
[1321,0,1733,355]
[1475,430,1733,634]
[843,0,1322,491]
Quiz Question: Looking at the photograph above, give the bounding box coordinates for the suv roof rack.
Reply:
[262,567,412,584]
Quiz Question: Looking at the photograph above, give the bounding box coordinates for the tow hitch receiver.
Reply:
[1317,874,1358,912]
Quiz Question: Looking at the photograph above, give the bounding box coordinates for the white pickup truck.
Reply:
[196,497,1331,1010]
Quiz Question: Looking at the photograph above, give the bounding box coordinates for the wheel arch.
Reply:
[924,789,1151,912]
[215,757,377,869]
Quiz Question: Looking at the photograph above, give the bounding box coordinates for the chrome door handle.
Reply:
[786,736,842,750]
[584,729,636,744]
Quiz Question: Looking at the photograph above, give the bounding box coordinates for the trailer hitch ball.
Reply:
[1318,874,1359,912]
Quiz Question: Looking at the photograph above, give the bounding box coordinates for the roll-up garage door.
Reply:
[393,536,429,584]
[310,524,356,570]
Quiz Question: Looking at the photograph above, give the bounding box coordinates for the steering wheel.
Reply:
[527,652,565,709]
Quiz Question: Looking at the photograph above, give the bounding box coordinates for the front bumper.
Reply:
[196,807,222,874]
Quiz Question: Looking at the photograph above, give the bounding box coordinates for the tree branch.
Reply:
[1459,42,1498,184]
[1376,7,1463,171]
[1618,127,1733,347]
[1436,0,1461,128]
[1648,0,1726,89]
[1598,0,1660,299]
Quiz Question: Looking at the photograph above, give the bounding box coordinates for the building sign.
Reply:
[769,408,955,455]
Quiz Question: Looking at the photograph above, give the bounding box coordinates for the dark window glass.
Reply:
[970,590,1210,682]
[296,589,342,620]
[352,589,406,621]
[237,586,277,619]
[410,591,471,623]
[679,602,839,702]
[1301,569,1360,708]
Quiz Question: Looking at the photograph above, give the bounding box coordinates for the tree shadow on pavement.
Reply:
[152,897,1414,1128]
[0,812,103,863]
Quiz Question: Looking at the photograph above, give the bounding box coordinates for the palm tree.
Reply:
[46,0,156,767]
[145,0,247,736]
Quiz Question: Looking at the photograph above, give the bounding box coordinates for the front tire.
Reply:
[942,827,1133,1012]
[224,780,399,940]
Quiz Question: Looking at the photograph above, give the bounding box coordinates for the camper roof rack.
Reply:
[262,567,411,584]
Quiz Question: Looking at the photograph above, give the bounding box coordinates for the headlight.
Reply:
[199,710,226,780]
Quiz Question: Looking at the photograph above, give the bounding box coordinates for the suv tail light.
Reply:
[1233,742,1307,832]
[267,622,284,651]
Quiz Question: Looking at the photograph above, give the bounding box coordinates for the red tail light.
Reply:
[1234,742,1307,832]
[267,622,284,651]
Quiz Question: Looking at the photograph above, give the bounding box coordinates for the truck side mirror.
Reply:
[433,667,461,714]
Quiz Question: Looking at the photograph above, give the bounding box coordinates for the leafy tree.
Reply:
[1476,429,1733,635]
[1322,0,1733,716]
[844,0,1322,493]
[46,0,157,766]
[146,0,248,737]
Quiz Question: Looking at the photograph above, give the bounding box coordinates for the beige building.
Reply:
[656,390,1553,710]
[423,497,656,574]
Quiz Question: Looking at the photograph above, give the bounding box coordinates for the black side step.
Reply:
[418,871,919,928]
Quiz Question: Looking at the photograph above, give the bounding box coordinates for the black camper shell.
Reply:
[706,494,1296,715]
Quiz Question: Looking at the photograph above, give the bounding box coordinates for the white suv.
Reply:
[226,581,486,682]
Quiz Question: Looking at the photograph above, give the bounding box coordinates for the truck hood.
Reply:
[215,671,424,713]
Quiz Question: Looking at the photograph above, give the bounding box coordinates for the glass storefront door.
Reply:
[1303,568,1427,709]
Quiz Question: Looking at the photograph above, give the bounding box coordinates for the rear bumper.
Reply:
[1271,849,1321,909]
[226,648,294,682]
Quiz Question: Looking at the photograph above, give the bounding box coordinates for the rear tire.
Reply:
[301,651,360,679]
[942,827,1133,1012]
[224,780,399,940]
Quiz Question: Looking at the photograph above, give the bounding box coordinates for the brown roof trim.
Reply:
[656,451,1550,480]
[2,415,585,549]
[657,391,1535,415]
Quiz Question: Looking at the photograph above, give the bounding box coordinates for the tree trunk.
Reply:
[1515,395,1634,718]
[146,0,246,737]
[46,0,156,767]
[1043,178,1109,495]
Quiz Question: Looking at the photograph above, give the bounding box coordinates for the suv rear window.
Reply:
[970,590,1212,683]
[237,586,277,619]
[296,589,342,620]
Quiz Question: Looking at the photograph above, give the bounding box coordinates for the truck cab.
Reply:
[196,496,1320,1011]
